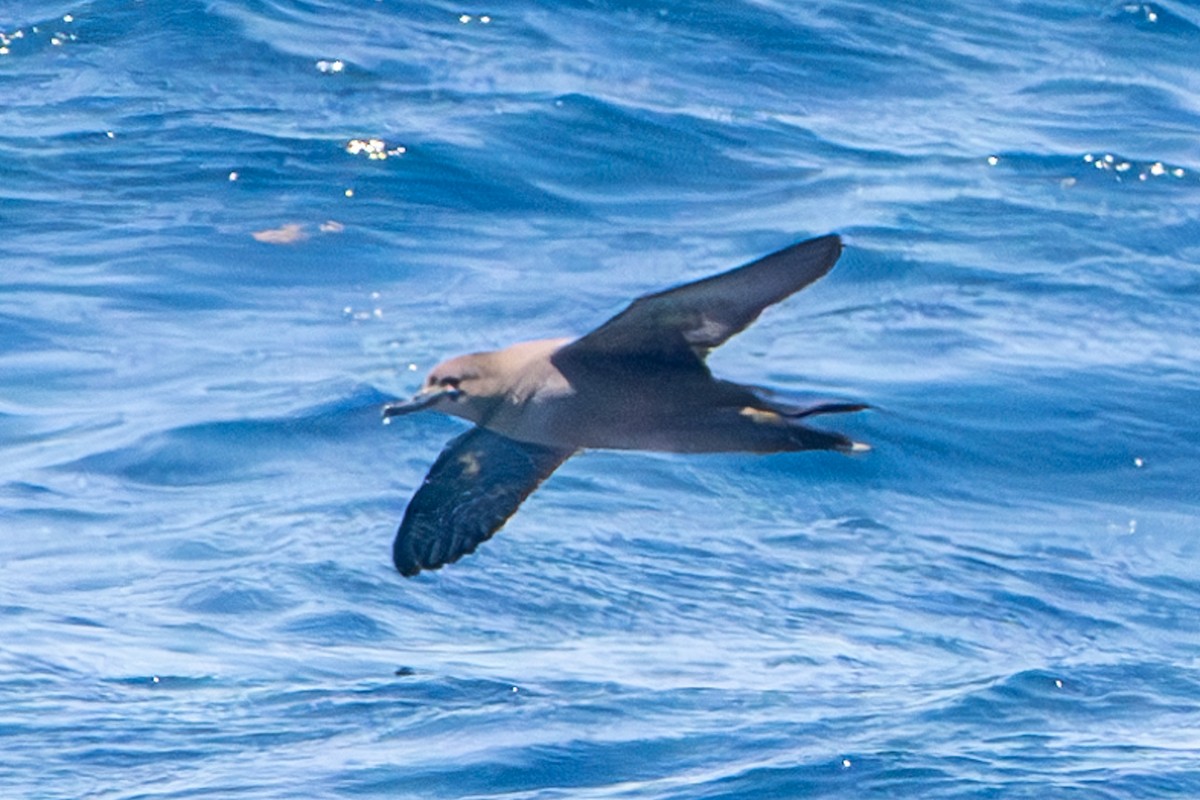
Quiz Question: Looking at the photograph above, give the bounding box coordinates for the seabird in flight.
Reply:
[383,233,868,576]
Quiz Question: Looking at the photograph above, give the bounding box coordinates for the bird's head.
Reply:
[382,353,499,424]
[383,338,571,427]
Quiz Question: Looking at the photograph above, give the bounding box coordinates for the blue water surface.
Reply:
[2,0,1199,797]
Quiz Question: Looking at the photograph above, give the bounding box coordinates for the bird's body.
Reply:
[383,234,868,576]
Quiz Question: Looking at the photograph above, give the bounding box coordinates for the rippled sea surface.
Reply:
[3,1,1199,797]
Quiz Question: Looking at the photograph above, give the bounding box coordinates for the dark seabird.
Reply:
[382,234,868,576]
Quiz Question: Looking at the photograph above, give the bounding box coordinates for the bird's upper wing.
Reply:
[393,426,573,577]
[555,234,842,368]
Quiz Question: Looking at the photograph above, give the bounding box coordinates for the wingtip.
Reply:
[825,233,844,265]
[809,231,843,257]
[393,531,462,577]
[392,542,422,576]
[789,232,844,277]
[394,559,424,578]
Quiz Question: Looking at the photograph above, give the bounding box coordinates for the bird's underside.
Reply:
[384,233,869,576]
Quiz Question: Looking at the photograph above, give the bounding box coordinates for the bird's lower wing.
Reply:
[393,426,573,577]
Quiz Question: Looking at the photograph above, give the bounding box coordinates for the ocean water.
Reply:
[2,0,1199,797]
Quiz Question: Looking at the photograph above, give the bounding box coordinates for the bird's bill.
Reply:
[382,388,459,418]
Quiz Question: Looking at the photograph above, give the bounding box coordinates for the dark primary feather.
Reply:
[393,427,573,576]
[557,234,842,367]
